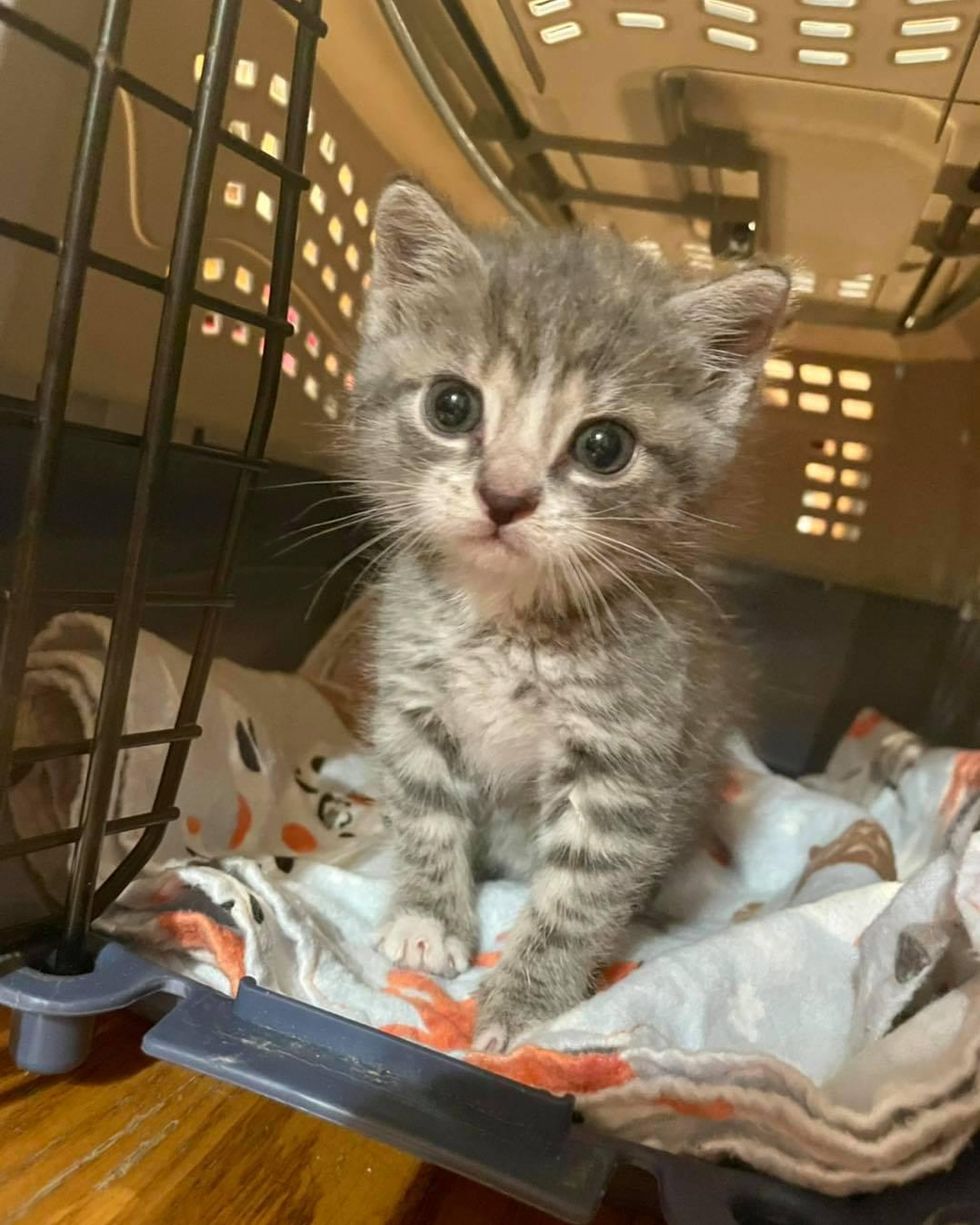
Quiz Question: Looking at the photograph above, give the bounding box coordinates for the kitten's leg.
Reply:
[375,706,478,978]
[474,763,681,1050]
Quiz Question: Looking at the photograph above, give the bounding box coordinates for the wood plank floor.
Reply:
[0,1009,662,1225]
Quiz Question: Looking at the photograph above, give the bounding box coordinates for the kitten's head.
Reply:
[352,180,788,616]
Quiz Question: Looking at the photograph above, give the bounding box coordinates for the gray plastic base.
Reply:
[1,942,978,1223]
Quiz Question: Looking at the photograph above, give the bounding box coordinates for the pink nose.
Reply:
[477,484,540,527]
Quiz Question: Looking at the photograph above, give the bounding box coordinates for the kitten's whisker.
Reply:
[303,521,407,621]
[580,529,722,616]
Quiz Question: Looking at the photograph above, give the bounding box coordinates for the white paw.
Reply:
[472,1022,509,1055]
[376,913,471,978]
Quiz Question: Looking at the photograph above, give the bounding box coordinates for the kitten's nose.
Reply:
[477,484,540,527]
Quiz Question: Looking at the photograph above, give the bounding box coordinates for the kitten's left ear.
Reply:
[672,266,791,369]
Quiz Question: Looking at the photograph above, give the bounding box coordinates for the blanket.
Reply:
[8,609,980,1196]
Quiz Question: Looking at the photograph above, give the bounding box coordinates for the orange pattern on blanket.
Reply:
[598,960,640,990]
[186,816,202,836]
[383,969,477,1051]
[229,794,252,850]
[848,709,883,740]
[470,1047,634,1095]
[157,911,245,993]
[653,1094,735,1121]
[940,751,980,823]
[282,823,318,853]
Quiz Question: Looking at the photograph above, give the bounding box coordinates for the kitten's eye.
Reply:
[424,379,483,435]
[572,420,635,475]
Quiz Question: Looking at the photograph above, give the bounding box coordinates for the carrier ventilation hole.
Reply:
[799,18,853,35]
[231,323,250,346]
[812,439,837,457]
[324,353,340,377]
[338,293,354,319]
[800,0,855,6]
[804,462,835,484]
[616,11,667,29]
[235,59,257,89]
[260,132,281,159]
[282,352,298,379]
[338,164,354,196]
[201,312,222,337]
[303,375,319,401]
[706,27,759,50]
[261,283,271,307]
[319,132,337,164]
[793,269,816,294]
[837,495,867,516]
[344,372,357,392]
[800,363,832,386]
[802,490,832,510]
[894,45,952,62]
[202,257,224,282]
[224,181,245,208]
[234,266,254,295]
[796,515,827,537]
[635,239,662,258]
[256,191,275,223]
[842,398,874,420]
[287,305,301,331]
[328,216,344,246]
[841,468,871,490]
[345,244,360,272]
[765,358,793,380]
[838,274,874,299]
[362,273,372,292]
[831,522,861,541]
[228,120,250,142]
[839,368,871,391]
[901,15,961,32]
[841,441,872,462]
[193,54,205,82]
[529,0,571,15]
[305,331,321,359]
[799,392,830,414]
[321,265,337,293]
[704,0,757,22]
[763,387,789,408]
[540,20,583,43]
[269,73,289,106]
[354,198,370,227]
[302,239,320,268]
[799,48,850,65]
[322,395,340,420]
[310,184,326,215]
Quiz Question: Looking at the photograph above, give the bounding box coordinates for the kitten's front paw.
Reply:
[376,913,472,978]
[473,975,549,1054]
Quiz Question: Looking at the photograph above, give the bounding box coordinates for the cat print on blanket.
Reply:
[350,179,790,1051]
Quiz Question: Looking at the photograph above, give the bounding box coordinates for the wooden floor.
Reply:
[0,1009,661,1225]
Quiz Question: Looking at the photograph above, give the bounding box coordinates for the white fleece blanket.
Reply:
[9,611,980,1195]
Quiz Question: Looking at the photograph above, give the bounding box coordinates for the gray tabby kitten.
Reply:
[351,180,788,1052]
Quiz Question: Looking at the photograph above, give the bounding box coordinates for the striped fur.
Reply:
[352,181,789,1050]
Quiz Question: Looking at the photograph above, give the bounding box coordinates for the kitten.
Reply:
[351,179,789,1052]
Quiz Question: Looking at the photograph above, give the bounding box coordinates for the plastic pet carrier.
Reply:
[0,1,979,1222]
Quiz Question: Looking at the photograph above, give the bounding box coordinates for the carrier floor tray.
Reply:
[1,941,978,1224]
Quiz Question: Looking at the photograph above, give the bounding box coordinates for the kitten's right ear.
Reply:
[371,178,481,293]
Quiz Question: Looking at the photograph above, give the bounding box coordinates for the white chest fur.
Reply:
[441,638,560,786]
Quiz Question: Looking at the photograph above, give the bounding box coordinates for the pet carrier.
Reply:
[0,0,978,1222]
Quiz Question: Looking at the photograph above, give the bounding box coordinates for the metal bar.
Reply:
[0,393,268,472]
[0,0,133,819]
[268,0,328,35]
[0,807,179,862]
[935,13,980,142]
[519,131,757,173]
[53,0,243,974]
[895,197,976,332]
[0,3,91,67]
[493,0,545,94]
[376,0,537,225]
[13,724,202,768]
[38,590,236,609]
[0,217,292,333]
[94,0,325,914]
[558,185,756,223]
[117,69,310,190]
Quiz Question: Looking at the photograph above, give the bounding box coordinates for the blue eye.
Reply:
[572,420,635,474]
[425,379,482,434]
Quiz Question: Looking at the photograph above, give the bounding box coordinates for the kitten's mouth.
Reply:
[456,525,526,561]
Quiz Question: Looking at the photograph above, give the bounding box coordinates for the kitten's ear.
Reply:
[371,178,481,293]
[672,266,790,369]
